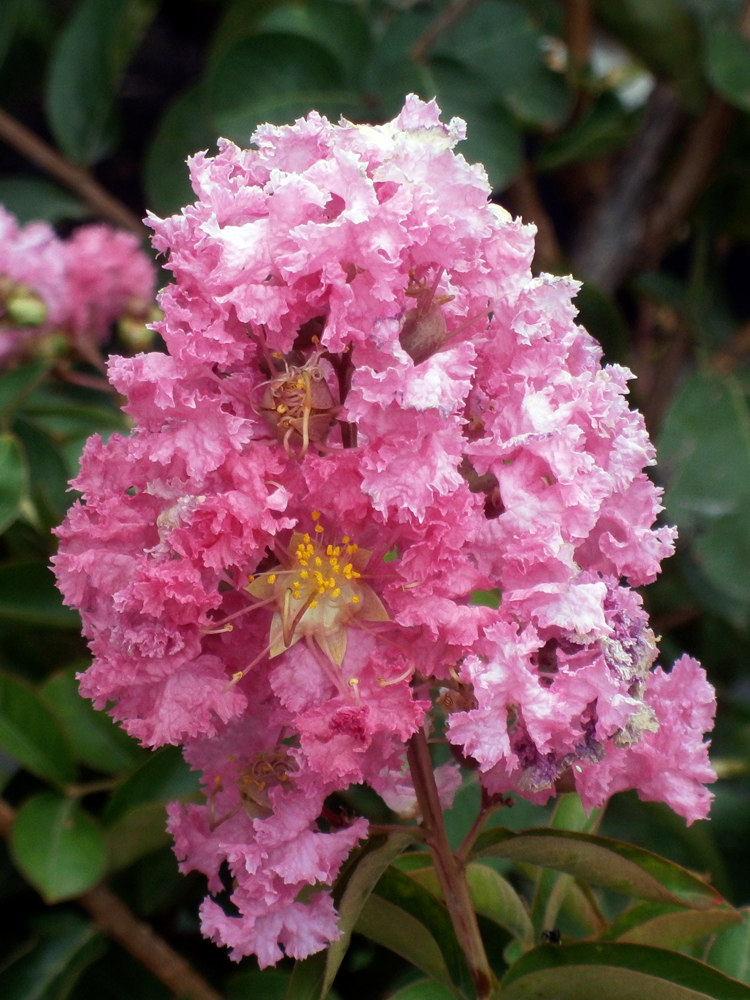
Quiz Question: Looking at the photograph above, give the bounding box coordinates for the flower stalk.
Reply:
[407,729,496,1000]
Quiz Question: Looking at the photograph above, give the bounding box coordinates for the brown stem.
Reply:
[406,729,495,1000]
[570,83,683,292]
[640,94,735,269]
[563,0,592,82]
[0,798,222,1000]
[0,106,145,236]
[410,0,478,64]
[505,163,564,274]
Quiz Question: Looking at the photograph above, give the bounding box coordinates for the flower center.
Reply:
[246,515,389,666]
[237,748,297,817]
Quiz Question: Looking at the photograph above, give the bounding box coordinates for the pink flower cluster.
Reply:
[53,97,715,966]
[0,207,155,366]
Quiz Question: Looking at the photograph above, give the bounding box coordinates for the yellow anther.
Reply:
[342,536,350,543]
[267,573,277,584]
[315,524,324,533]
[232,670,243,681]
[300,570,308,579]
[247,574,255,583]
[310,600,318,609]
[326,544,333,555]
[349,677,359,686]
[312,510,321,520]
[343,564,353,578]
[332,588,341,598]
[347,544,358,554]
[351,595,360,604]
[315,556,322,567]
[276,404,287,414]
[303,533,311,543]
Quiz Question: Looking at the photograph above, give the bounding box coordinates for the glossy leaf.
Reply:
[0,910,106,1000]
[321,830,418,996]
[706,25,750,113]
[106,801,180,873]
[355,894,457,995]
[536,93,636,171]
[0,670,77,786]
[471,827,721,908]
[0,562,80,629]
[603,901,741,947]
[386,981,456,1000]
[0,178,87,225]
[210,34,362,146]
[531,794,602,935]
[658,371,750,606]
[370,865,473,996]
[256,0,372,89]
[0,362,49,426]
[707,908,750,983]
[0,433,27,534]
[144,84,217,218]
[12,793,107,902]
[501,942,750,999]
[434,0,572,127]
[104,743,200,825]
[41,666,145,776]
[13,417,71,527]
[429,58,523,190]
[45,0,157,164]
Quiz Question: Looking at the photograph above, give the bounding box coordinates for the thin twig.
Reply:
[410,0,478,64]
[0,798,223,1000]
[0,107,145,236]
[563,0,592,78]
[640,94,735,270]
[570,83,683,292]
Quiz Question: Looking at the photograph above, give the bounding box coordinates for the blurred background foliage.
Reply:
[2,0,750,997]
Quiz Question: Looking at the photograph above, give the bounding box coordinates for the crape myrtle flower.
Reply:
[53,96,716,966]
[0,207,156,367]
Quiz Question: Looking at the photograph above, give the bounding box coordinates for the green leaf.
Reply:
[386,981,456,1000]
[0,562,80,629]
[256,0,372,89]
[105,802,171,872]
[501,942,750,999]
[144,84,217,217]
[320,830,418,996]
[45,0,157,165]
[229,969,293,1000]
[706,24,750,113]
[41,666,145,776]
[0,178,87,225]
[369,865,473,996]
[0,910,106,1000]
[465,864,534,945]
[603,902,742,947]
[594,0,704,105]
[285,951,328,1000]
[428,58,523,191]
[0,362,50,425]
[434,0,572,127]
[536,92,636,171]
[209,34,363,145]
[12,792,107,901]
[104,744,200,824]
[13,417,72,527]
[0,433,27,534]
[658,371,750,606]
[355,894,457,995]
[0,670,77,786]
[0,0,22,72]
[471,828,721,908]
[707,908,750,983]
